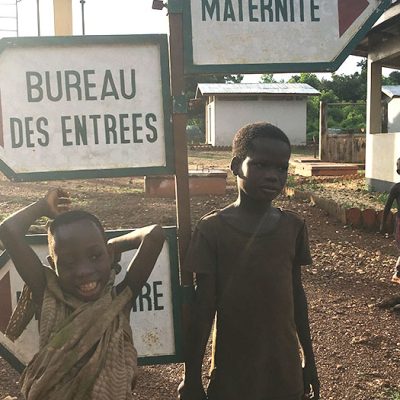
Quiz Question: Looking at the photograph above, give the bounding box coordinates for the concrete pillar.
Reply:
[365,57,382,183]
[53,0,72,36]
[319,101,328,161]
[366,57,382,135]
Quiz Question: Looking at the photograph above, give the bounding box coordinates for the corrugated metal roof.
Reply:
[196,83,320,97]
[382,85,400,98]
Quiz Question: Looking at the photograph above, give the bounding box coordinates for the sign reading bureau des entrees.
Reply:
[184,0,391,73]
[0,35,173,181]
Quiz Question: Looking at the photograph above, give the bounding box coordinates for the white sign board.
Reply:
[0,229,182,370]
[184,0,391,73]
[0,36,173,181]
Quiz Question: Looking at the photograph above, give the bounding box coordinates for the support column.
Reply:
[366,57,382,135]
[53,0,72,36]
[319,101,328,161]
[366,56,382,183]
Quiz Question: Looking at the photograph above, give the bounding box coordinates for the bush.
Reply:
[186,125,204,144]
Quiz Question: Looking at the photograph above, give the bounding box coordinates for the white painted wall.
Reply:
[207,101,216,145]
[366,132,400,191]
[207,97,308,147]
[388,98,400,133]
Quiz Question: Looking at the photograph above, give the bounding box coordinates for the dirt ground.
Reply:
[1,149,400,399]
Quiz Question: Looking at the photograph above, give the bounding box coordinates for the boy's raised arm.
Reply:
[111,224,165,299]
[0,189,70,304]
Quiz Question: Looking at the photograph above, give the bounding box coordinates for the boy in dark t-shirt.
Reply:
[178,122,320,400]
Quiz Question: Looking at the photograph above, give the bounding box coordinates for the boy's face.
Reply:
[49,219,112,302]
[233,136,290,203]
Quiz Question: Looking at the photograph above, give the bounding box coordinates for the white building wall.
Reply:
[388,98,400,133]
[209,98,307,146]
[206,100,217,144]
[366,132,400,191]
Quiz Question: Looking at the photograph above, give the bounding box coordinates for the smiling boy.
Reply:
[179,122,320,400]
[0,188,165,400]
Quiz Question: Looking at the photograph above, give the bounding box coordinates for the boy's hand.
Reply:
[42,188,71,218]
[177,379,207,400]
[303,363,320,399]
[107,240,122,265]
[391,267,400,284]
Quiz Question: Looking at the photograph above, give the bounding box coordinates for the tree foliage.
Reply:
[277,60,399,141]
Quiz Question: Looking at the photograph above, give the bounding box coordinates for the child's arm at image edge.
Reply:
[381,185,398,232]
[0,189,70,304]
[112,225,165,299]
[293,266,320,400]
[0,201,46,302]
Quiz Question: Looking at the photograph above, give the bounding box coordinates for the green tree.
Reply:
[288,73,322,91]
[383,71,400,85]
[260,73,277,83]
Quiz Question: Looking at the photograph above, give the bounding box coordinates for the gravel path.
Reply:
[1,158,400,399]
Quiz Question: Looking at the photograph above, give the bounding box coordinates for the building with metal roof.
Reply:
[196,83,320,147]
[382,86,400,99]
[382,86,400,134]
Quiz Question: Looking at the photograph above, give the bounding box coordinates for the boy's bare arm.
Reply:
[0,189,70,304]
[381,184,400,232]
[292,266,320,400]
[111,225,165,299]
[178,273,216,400]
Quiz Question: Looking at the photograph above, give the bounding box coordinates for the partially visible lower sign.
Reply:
[0,228,182,372]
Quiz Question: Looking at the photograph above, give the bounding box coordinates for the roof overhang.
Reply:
[195,84,320,99]
[353,2,400,69]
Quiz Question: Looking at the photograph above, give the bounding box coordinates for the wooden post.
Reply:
[53,0,72,36]
[319,101,328,161]
[168,4,193,347]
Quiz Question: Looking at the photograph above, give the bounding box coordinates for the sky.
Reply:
[0,0,393,82]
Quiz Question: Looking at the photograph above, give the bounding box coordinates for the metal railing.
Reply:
[0,0,21,37]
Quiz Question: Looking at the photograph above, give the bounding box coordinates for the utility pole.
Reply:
[80,0,86,35]
[36,0,40,36]
[53,0,72,36]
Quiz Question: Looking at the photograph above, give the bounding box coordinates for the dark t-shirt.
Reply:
[184,209,312,400]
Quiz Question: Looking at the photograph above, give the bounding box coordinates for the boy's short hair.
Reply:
[232,122,291,160]
[48,210,106,254]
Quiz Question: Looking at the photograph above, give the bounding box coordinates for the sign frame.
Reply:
[0,227,183,373]
[183,0,392,74]
[0,34,175,182]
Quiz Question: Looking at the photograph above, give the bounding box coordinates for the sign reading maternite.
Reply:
[0,35,173,182]
[0,228,182,372]
[184,0,391,74]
